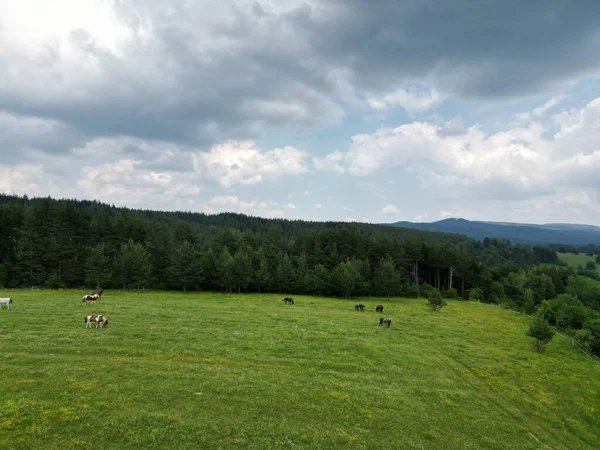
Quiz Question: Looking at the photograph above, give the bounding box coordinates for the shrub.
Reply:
[445,288,458,299]
[427,290,447,311]
[526,316,555,352]
[573,328,593,351]
[468,287,484,302]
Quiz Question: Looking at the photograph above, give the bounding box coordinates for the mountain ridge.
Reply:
[388,218,600,246]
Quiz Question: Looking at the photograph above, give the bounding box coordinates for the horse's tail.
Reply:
[8,298,12,305]
[84,317,88,324]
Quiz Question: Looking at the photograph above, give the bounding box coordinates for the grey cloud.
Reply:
[1,0,600,161]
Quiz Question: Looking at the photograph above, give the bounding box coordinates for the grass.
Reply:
[556,252,600,275]
[1,290,599,449]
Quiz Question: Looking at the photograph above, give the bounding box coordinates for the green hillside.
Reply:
[1,291,599,449]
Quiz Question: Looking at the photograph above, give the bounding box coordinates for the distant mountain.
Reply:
[388,218,600,246]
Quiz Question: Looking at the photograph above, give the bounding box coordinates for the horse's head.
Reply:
[103,319,109,328]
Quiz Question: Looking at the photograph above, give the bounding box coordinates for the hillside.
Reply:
[1,290,599,449]
[389,218,600,246]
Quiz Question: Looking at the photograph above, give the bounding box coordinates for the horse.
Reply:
[82,294,99,305]
[0,298,12,310]
[379,317,392,328]
[376,304,384,313]
[93,290,104,298]
[355,303,365,311]
[283,297,294,304]
[85,315,109,328]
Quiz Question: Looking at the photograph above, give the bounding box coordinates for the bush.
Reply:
[526,316,555,352]
[573,328,594,351]
[468,287,484,302]
[445,288,458,299]
[427,290,447,311]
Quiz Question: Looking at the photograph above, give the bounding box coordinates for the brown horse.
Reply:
[376,304,383,313]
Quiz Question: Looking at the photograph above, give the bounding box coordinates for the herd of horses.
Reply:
[286,298,392,327]
[355,303,392,327]
[3,290,392,329]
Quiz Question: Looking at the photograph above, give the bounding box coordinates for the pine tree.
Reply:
[84,243,112,289]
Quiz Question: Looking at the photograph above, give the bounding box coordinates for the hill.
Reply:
[1,290,599,449]
[389,218,600,246]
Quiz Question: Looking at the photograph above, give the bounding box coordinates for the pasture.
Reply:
[1,291,599,449]
[557,252,600,276]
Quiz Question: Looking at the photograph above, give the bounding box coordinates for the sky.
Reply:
[1,0,600,225]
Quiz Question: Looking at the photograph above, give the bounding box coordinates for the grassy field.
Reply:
[556,252,600,275]
[1,291,599,449]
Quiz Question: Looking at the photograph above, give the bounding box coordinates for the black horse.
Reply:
[376,304,384,313]
[355,303,365,311]
[283,297,294,304]
[379,317,392,328]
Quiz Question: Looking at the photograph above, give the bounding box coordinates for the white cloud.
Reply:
[314,96,600,216]
[366,87,444,113]
[193,140,308,188]
[313,151,346,173]
[380,204,400,215]
[314,203,322,209]
[204,195,298,218]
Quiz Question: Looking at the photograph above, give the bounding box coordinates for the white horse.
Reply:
[0,298,12,310]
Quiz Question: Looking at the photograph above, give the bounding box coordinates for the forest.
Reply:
[0,193,599,355]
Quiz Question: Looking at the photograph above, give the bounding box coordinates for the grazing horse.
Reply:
[376,304,384,313]
[85,315,109,328]
[355,303,365,311]
[379,317,392,328]
[283,297,294,304]
[82,294,99,305]
[93,290,104,298]
[0,298,12,310]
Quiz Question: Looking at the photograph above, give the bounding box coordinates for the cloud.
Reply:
[313,151,346,173]
[192,140,308,188]
[317,96,600,208]
[204,195,298,218]
[366,88,443,113]
[380,204,400,215]
[2,0,599,162]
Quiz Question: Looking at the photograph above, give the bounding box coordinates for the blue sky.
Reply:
[1,0,600,224]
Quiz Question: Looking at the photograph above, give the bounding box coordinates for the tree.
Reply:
[274,253,295,293]
[169,241,201,292]
[374,257,401,301]
[232,249,253,293]
[254,252,272,293]
[427,289,447,311]
[114,239,151,289]
[84,243,112,289]
[217,248,234,293]
[330,259,360,299]
[526,316,555,352]
[305,264,328,295]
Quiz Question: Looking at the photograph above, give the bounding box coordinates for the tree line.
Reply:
[1,194,599,355]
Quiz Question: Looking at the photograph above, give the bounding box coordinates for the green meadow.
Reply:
[557,252,600,275]
[1,291,599,449]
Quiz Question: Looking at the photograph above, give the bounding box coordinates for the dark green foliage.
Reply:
[427,289,447,311]
[445,288,458,299]
[468,287,484,302]
[114,239,151,289]
[537,294,589,331]
[84,243,112,289]
[526,316,555,352]
[0,194,583,305]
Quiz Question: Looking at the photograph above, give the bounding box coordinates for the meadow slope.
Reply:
[1,291,599,449]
